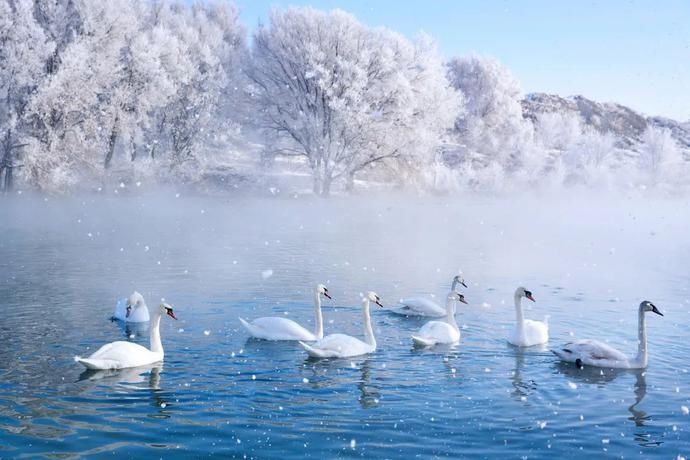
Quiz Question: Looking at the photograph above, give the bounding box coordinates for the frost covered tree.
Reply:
[247,7,459,196]
[638,125,682,185]
[9,0,245,191]
[533,112,620,186]
[25,0,140,188]
[0,0,54,191]
[446,55,532,171]
[152,2,244,167]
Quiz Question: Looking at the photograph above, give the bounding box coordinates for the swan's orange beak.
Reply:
[125,306,132,318]
[526,293,535,302]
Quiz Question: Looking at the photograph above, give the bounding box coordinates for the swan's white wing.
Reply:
[308,333,373,358]
[554,339,630,365]
[76,341,161,369]
[240,316,316,341]
[523,319,549,346]
[128,305,150,323]
[112,299,150,323]
[90,341,149,359]
[415,321,460,344]
[392,297,445,317]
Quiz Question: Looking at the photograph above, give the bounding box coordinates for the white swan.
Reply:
[299,291,382,358]
[239,284,331,341]
[392,275,467,317]
[553,300,663,369]
[412,292,467,347]
[112,291,150,323]
[75,303,177,370]
[509,287,548,347]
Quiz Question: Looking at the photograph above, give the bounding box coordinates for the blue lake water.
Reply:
[0,191,689,458]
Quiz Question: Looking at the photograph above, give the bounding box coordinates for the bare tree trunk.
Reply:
[312,157,322,195]
[5,166,13,191]
[104,117,119,169]
[321,175,332,197]
[345,170,355,192]
[1,130,12,192]
[319,163,333,197]
[312,173,321,195]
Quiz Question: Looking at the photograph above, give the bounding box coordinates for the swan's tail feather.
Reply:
[298,341,330,358]
[411,335,436,348]
[238,317,258,337]
[75,357,119,370]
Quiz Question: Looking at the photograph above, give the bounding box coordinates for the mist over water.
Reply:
[1,190,689,458]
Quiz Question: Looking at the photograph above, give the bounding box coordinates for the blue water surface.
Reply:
[0,192,689,458]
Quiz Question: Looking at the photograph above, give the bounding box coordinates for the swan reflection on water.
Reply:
[509,344,549,402]
[109,316,150,339]
[554,362,660,447]
[303,357,381,409]
[78,364,171,415]
[78,363,163,389]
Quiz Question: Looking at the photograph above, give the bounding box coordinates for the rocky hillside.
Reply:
[522,93,690,149]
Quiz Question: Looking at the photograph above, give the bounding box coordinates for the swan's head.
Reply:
[366,291,383,308]
[640,300,663,316]
[126,291,146,318]
[159,302,177,320]
[316,283,332,299]
[452,274,467,289]
[515,287,535,302]
[448,292,468,304]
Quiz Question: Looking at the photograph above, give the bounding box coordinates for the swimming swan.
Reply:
[76,303,177,370]
[392,275,467,317]
[552,300,663,369]
[509,287,548,347]
[239,284,331,341]
[112,291,150,323]
[299,291,383,358]
[412,292,467,347]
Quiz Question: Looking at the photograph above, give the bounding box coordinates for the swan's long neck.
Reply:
[514,292,525,335]
[149,310,164,354]
[446,298,459,330]
[635,307,648,367]
[313,290,323,339]
[451,279,458,292]
[362,298,376,348]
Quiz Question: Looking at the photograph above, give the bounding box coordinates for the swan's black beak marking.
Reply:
[651,304,663,316]
[458,295,468,304]
[323,290,332,300]
[461,280,468,288]
[125,305,132,318]
[166,307,177,320]
[375,296,383,308]
[525,291,535,302]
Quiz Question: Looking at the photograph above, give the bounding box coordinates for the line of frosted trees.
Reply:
[0,1,685,195]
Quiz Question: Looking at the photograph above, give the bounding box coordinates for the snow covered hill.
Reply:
[523,93,690,149]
